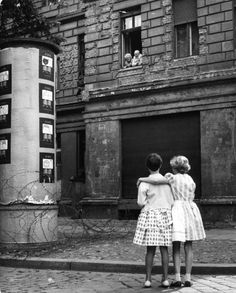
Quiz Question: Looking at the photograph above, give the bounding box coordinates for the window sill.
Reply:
[173,55,199,61]
[118,65,143,72]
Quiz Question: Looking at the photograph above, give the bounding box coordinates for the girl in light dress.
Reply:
[137,155,206,287]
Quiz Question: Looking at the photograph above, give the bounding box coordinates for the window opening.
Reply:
[173,0,199,58]
[121,7,142,67]
[77,34,85,95]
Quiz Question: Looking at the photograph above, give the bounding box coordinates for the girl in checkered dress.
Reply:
[133,153,174,288]
[138,155,206,288]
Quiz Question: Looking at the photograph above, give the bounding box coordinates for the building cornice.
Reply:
[88,70,236,102]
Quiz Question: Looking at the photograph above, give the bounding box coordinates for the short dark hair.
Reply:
[146,153,163,171]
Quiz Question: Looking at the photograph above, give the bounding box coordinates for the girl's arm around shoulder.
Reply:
[136,176,169,187]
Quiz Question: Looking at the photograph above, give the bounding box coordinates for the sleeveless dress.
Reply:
[165,172,206,242]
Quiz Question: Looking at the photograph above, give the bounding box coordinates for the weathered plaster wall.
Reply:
[201,108,236,199]
[86,120,120,198]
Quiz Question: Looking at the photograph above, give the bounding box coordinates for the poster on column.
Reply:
[39,83,54,114]
[0,133,11,164]
[40,153,55,183]
[39,49,54,81]
[0,99,11,129]
[0,64,12,96]
[40,118,54,148]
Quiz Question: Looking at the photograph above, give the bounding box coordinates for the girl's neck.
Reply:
[149,170,159,175]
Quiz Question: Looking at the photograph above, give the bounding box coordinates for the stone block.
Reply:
[150,18,162,27]
[209,42,222,53]
[198,7,209,16]
[148,9,163,19]
[225,11,233,21]
[222,21,233,31]
[198,16,206,26]
[209,4,221,14]
[96,72,113,82]
[209,23,221,34]
[148,26,164,37]
[148,44,165,55]
[197,0,205,8]
[141,3,150,12]
[151,36,162,45]
[97,38,112,48]
[207,32,225,43]
[221,1,234,11]
[151,1,161,10]
[96,55,113,65]
[206,13,224,24]
[222,41,233,52]
[207,52,225,63]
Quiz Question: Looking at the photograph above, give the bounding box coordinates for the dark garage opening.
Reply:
[121,111,201,202]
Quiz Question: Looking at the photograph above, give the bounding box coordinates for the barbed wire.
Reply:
[0,171,135,259]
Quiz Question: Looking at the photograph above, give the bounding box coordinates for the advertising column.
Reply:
[0,38,60,245]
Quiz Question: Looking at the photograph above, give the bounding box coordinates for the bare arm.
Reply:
[137,176,169,187]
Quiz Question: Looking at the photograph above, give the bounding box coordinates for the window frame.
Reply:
[174,21,199,58]
[173,0,199,59]
[120,7,142,67]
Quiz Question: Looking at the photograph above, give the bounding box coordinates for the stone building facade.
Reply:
[37,0,236,224]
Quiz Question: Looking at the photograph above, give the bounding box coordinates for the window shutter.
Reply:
[173,0,197,25]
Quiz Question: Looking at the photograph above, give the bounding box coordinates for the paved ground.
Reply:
[0,218,236,293]
[0,266,236,293]
[1,218,236,265]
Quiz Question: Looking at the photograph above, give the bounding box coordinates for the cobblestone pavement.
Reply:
[0,267,236,293]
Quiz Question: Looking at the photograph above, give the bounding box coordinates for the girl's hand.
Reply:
[136,178,141,187]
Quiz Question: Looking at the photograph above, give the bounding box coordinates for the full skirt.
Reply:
[172,200,206,242]
[133,208,173,246]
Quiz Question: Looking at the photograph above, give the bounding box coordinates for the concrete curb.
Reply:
[0,257,235,275]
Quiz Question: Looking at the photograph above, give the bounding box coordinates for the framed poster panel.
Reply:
[40,118,54,148]
[0,99,11,129]
[0,133,11,164]
[0,64,12,96]
[39,49,54,81]
[39,152,55,183]
[39,83,54,114]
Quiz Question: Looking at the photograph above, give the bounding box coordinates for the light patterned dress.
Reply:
[165,172,206,242]
[133,173,174,246]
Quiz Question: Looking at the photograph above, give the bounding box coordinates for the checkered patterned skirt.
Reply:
[133,208,173,246]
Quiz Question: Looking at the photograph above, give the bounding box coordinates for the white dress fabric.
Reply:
[133,173,174,246]
[133,208,173,246]
[165,172,206,242]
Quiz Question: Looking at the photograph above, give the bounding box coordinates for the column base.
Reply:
[0,204,58,244]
